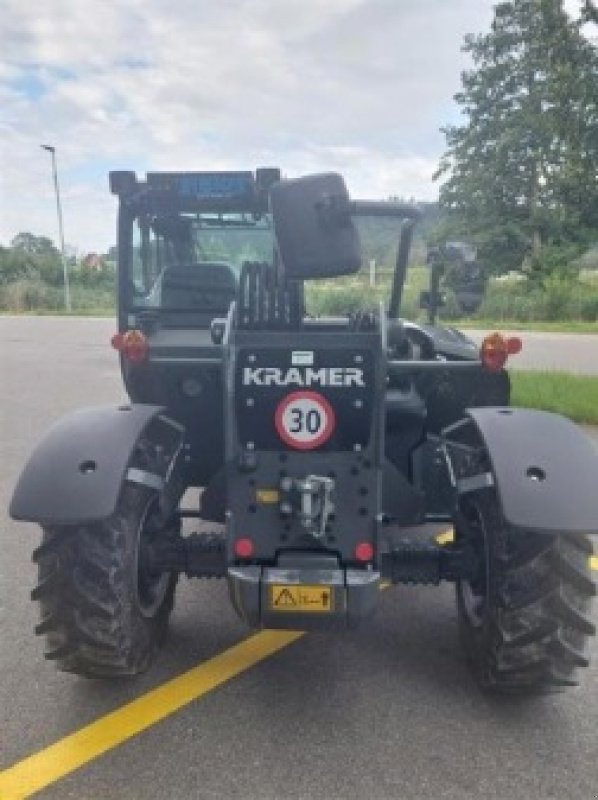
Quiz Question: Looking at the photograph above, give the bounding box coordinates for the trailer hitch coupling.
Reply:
[279,475,335,539]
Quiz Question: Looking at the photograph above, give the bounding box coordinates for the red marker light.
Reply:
[111,329,149,363]
[506,336,522,355]
[234,537,255,559]
[480,332,522,372]
[355,542,374,563]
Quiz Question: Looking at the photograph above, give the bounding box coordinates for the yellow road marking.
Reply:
[1,541,596,799]
[0,630,303,800]
[436,529,597,571]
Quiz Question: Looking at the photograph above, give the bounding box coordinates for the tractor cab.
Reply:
[109,169,282,485]
[110,169,280,331]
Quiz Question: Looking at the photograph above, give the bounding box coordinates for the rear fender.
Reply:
[461,407,598,535]
[10,405,184,526]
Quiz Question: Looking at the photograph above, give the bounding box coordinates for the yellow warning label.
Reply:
[270,584,334,613]
[256,488,280,504]
[435,529,455,546]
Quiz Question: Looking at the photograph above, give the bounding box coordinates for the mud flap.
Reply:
[10,404,182,526]
[464,407,598,535]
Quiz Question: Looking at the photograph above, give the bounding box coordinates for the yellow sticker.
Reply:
[256,489,280,504]
[435,529,455,546]
[270,584,334,612]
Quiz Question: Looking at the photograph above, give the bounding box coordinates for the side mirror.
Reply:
[270,173,362,279]
[109,171,137,196]
[419,290,446,311]
[455,290,484,315]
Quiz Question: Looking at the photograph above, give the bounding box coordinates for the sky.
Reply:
[0,0,588,253]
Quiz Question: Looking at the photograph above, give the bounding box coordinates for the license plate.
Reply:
[270,584,334,613]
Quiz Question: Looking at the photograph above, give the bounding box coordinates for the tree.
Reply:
[11,232,59,256]
[435,0,598,277]
[7,232,63,286]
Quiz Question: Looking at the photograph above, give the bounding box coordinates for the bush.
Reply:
[0,280,63,311]
[580,295,598,321]
[306,281,386,316]
[466,275,598,322]
[306,271,598,324]
[70,285,115,311]
[539,278,576,321]
[0,278,115,314]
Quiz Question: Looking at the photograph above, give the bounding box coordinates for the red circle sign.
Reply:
[274,391,336,450]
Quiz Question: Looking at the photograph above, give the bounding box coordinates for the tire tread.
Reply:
[458,494,596,694]
[32,484,176,678]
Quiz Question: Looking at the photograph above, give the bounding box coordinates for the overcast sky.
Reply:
[0,0,587,253]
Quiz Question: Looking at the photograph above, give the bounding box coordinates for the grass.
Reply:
[306,266,598,332]
[0,307,114,317]
[454,319,598,333]
[510,370,598,425]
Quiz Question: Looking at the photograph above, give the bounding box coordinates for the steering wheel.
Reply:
[387,320,436,361]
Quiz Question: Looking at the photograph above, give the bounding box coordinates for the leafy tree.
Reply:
[435,0,598,278]
[3,232,64,286]
[11,232,60,256]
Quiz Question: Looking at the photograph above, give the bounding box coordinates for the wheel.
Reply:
[32,481,177,677]
[456,491,596,694]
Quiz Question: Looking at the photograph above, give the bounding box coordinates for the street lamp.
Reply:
[41,144,71,312]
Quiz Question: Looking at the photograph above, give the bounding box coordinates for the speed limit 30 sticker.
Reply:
[274,391,336,450]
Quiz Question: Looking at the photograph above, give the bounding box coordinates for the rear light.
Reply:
[354,542,374,563]
[480,332,522,372]
[111,329,149,363]
[234,537,254,559]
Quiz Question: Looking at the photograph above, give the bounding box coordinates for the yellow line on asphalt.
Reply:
[1,543,596,800]
[0,630,303,800]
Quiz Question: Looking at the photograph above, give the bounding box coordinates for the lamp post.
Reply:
[41,144,71,312]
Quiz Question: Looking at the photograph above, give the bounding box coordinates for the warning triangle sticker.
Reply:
[273,587,297,607]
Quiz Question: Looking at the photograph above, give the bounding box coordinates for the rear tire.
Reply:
[456,492,596,694]
[32,482,177,678]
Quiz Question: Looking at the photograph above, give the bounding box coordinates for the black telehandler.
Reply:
[11,169,598,693]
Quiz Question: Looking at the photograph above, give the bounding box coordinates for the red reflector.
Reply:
[111,332,125,350]
[234,537,254,559]
[111,329,149,363]
[506,336,522,355]
[355,542,374,563]
[480,332,508,371]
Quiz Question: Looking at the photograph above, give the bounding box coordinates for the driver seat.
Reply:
[160,263,237,315]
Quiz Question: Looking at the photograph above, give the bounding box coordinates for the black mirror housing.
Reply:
[419,290,446,310]
[270,173,362,280]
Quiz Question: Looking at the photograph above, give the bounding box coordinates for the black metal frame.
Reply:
[144,528,481,585]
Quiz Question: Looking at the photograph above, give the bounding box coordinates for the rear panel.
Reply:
[225,327,385,567]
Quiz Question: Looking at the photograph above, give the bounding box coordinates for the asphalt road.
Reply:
[1,317,597,800]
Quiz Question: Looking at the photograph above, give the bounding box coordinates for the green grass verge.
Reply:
[454,319,598,333]
[510,370,598,424]
[0,308,114,317]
